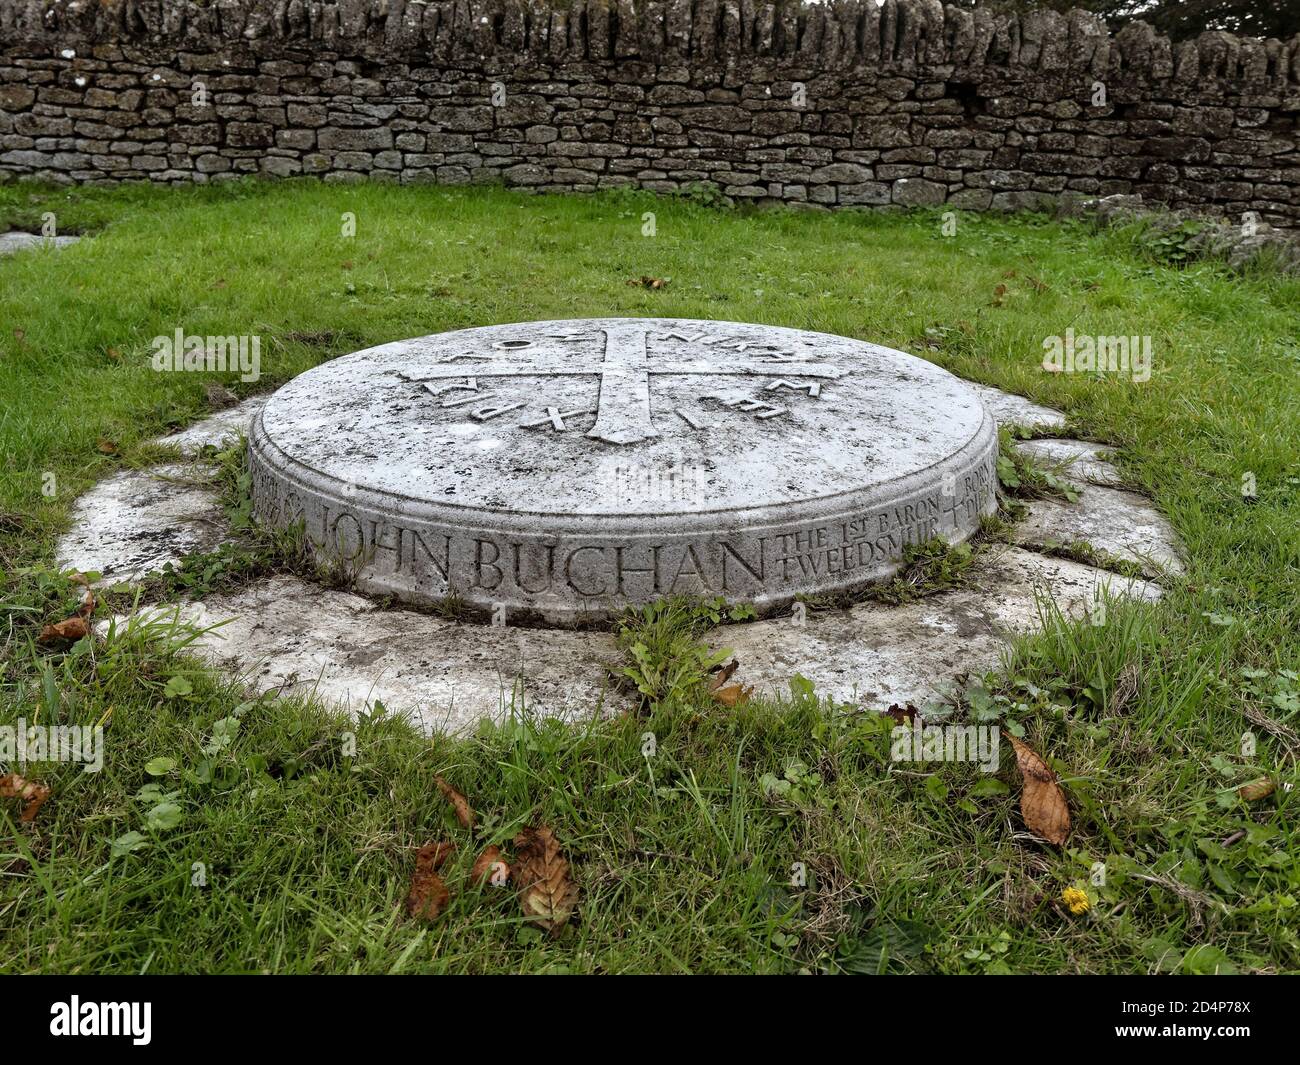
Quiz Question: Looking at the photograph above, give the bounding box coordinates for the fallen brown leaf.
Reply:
[1006,733,1070,846]
[708,659,739,692]
[405,840,454,921]
[95,438,118,455]
[712,683,752,708]
[38,616,90,644]
[514,825,579,934]
[1238,777,1274,802]
[471,844,510,887]
[626,275,666,289]
[883,702,919,724]
[0,772,52,821]
[435,775,474,830]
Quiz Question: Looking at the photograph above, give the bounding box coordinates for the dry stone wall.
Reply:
[1,0,1298,225]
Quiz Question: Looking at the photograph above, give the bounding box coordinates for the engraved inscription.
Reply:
[398,326,842,445]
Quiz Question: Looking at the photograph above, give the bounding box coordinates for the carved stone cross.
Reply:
[402,323,842,444]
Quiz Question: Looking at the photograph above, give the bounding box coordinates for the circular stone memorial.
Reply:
[249,318,998,625]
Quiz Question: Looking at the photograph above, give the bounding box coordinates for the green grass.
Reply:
[1,179,1298,974]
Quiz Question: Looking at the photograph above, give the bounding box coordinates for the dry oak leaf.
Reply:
[471,844,511,887]
[514,825,579,934]
[405,840,455,921]
[1006,732,1070,846]
[0,772,52,822]
[38,616,90,644]
[1238,777,1275,802]
[435,775,474,830]
[712,683,752,708]
[40,573,98,642]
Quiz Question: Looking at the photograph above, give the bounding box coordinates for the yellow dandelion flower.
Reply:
[1061,886,1090,915]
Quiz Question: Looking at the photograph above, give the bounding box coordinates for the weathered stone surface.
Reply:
[720,544,1162,707]
[0,231,80,255]
[1014,437,1122,488]
[56,464,228,581]
[100,539,1161,733]
[1014,484,1184,578]
[157,395,267,456]
[1,2,1296,227]
[966,383,1067,430]
[106,578,627,734]
[248,319,999,623]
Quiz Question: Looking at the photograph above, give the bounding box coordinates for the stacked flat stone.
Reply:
[1,1,1297,225]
